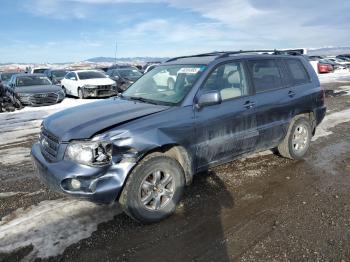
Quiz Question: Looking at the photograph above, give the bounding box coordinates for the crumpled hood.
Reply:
[43,98,170,142]
[15,85,62,94]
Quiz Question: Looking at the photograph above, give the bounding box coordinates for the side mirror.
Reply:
[70,77,76,81]
[196,90,222,109]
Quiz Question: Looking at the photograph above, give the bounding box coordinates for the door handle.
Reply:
[288,91,296,97]
[244,101,255,109]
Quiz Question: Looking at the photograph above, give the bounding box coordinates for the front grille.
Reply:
[30,93,59,106]
[40,128,60,161]
[97,85,112,90]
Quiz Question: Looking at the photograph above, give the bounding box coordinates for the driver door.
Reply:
[194,61,258,170]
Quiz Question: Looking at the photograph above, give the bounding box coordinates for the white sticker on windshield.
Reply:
[178,68,201,74]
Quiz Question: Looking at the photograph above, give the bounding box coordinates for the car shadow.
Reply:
[60,169,235,262]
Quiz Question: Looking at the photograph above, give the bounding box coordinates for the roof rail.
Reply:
[165,51,227,63]
[165,49,304,63]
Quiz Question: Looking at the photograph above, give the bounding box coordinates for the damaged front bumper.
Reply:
[82,86,118,98]
[31,142,135,204]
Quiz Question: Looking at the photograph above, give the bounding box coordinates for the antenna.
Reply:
[114,40,118,65]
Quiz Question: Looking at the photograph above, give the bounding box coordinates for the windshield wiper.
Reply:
[127,96,160,105]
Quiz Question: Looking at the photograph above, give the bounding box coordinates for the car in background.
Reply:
[6,74,65,106]
[318,63,333,74]
[44,69,69,85]
[319,58,343,70]
[0,71,18,86]
[61,70,117,99]
[308,55,324,61]
[337,54,350,60]
[106,67,143,92]
[29,68,50,74]
[152,67,177,90]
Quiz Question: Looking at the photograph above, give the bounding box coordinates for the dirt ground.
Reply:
[1,81,350,262]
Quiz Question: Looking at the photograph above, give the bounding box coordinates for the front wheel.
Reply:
[119,153,185,224]
[277,117,312,160]
[78,88,85,99]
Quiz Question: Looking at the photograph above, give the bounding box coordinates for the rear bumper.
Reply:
[31,142,135,204]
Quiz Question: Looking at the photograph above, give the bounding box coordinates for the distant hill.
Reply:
[85,56,169,63]
[308,46,350,56]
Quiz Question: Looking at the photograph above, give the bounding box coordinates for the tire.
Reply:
[78,88,84,99]
[277,117,312,160]
[168,79,175,90]
[119,153,185,224]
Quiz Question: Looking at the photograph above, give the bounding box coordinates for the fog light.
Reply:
[71,179,81,190]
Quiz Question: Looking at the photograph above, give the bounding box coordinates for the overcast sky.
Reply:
[0,0,349,63]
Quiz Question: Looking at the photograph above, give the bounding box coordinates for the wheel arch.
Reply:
[137,144,194,186]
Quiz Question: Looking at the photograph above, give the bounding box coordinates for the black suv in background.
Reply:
[32,50,326,223]
[107,67,143,92]
[44,69,69,85]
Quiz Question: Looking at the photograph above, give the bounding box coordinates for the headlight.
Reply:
[65,140,112,166]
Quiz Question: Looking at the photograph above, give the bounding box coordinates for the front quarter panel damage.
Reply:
[102,106,196,186]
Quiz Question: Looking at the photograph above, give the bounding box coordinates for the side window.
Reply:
[202,62,248,101]
[248,59,283,93]
[285,59,310,85]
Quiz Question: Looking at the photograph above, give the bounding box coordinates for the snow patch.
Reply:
[313,108,350,141]
[0,199,122,259]
[0,147,31,165]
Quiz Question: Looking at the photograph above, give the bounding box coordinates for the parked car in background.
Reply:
[29,68,50,74]
[152,67,177,90]
[327,57,350,68]
[32,50,326,223]
[61,70,117,99]
[44,69,69,85]
[143,63,160,74]
[0,71,18,86]
[319,59,342,70]
[337,54,350,60]
[308,55,324,61]
[6,74,65,106]
[106,67,143,92]
[318,62,333,74]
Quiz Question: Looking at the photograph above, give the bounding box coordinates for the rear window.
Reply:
[248,59,283,93]
[285,59,310,85]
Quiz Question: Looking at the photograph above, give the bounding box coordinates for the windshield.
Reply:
[123,65,206,105]
[1,73,16,81]
[33,69,48,74]
[78,71,107,80]
[16,76,52,87]
[117,68,143,78]
[52,70,68,78]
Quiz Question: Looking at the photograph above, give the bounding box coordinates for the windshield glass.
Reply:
[123,64,206,105]
[117,68,143,78]
[33,69,48,74]
[1,73,16,81]
[52,70,68,78]
[16,76,52,87]
[78,71,107,80]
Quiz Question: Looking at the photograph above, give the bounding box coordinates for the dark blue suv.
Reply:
[31,51,326,223]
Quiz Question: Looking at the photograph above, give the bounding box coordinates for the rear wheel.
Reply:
[119,153,185,224]
[277,117,312,160]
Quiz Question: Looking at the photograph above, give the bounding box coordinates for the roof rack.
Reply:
[165,49,304,63]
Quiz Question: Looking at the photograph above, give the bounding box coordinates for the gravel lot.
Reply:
[1,74,350,262]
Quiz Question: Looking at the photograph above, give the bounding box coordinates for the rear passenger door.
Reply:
[247,59,293,150]
[194,61,258,169]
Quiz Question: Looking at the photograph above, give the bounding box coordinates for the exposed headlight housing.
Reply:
[65,140,112,166]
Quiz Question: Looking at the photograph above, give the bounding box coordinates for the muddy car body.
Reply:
[32,50,326,223]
